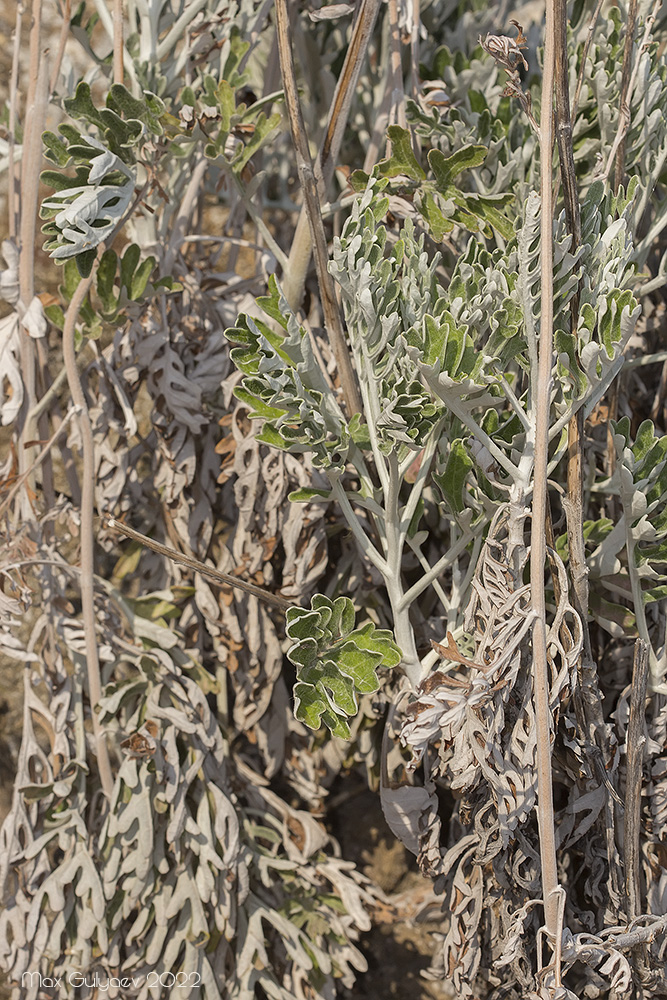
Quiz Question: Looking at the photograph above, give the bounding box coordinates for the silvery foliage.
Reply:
[0,557,380,998]
[0,2,385,998]
[41,137,136,260]
[224,22,667,984]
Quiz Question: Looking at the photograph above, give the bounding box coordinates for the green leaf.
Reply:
[231,111,282,173]
[348,413,372,450]
[76,249,96,278]
[44,304,65,330]
[97,249,119,315]
[428,144,487,191]
[419,191,454,241]
[216,79,235,135]
[436,439,473,514]
[377,126,425,181]
[128,255,156,300]
[286,596,401,739]
[42,131,72,167]
[288,487,332,502]
[63,81,106,128]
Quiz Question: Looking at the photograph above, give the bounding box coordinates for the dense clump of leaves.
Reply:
[287,596,401,739]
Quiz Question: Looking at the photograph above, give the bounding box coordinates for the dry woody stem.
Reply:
[532,0,561,951]
[274,0,362,417]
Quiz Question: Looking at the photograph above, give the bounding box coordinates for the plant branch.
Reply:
[49,0,72,94]
[613,0,638,192]
[602,0,661,187]
[63,267,114,801]
[282,0,381,311]
[113,0,124,85]
[274,0,362,418]
[624,639,648,922]
[103,518,296,610]
[8,2,24,241]
[570,0,605,120]
[17,27,49,518]
[532,0,561,947]
[330,478,390,575]
[0,407,77,519]
[398,529,474,611]
[387,0,407,132]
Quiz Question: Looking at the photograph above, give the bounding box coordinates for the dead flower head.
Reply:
[479,20,529,74]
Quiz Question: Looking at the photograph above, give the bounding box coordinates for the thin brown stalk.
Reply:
[387,0,407,133]
[614,0,639,192]
[624,639,649,921]
[63,268,114,801]
[274,0,362,417]
[163,156,209,273]
[0,408,76,519]
[113,0,124,85]
[532,0,560,947]
[17,50,49,519]
[571,0,605,120]
[410,0,420,101]
[603,0,661,187]
[8,2,24,241]
[282,0,381,310]
[49,0,72,94]
[25,0,43,112]
[104,518,296,611]
[555,0,609,757]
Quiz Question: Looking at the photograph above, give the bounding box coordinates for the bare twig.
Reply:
[49,0,72,94]
[163,156,208,273]
[410,0,420,103]
[555,0,611,784]
[0,409,77,519]
[387,0,407,132]
[113,0,124,86]
[17,18,49,519]
[8,2,24,241]
[103,518,296,611]
[274,0,362,417]
[614,0,639,191]
[532,0,561,948]
[570,0,605,120]
[62,269,114,801]
[282,0,381,310]
[554,0,581,248]
[602,0,661,186]
[624,639,649,921]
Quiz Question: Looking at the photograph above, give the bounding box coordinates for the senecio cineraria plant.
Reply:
[2,1,667,1000]
[227,6,667,1000]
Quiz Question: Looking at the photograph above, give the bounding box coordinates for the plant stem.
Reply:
[602,0,660,187]
[113,0,124,85]
[613,0,638,192]
[272,0,364,419]
[63,270,114,801]
[532,0,561,947]
[570,0,605,120]
[17,20,49,519]
[624,639,648,922]
[555,0,609,762]
[282,0,381,310]
[8,2,24,241]
[104,518,295,610]
[49,0,72,94]
[387,0,406,131]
